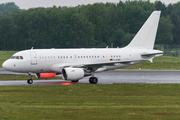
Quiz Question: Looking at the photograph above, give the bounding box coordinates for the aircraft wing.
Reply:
[50,60,134,73]
[75,60,136,72]
[80,60,133,67]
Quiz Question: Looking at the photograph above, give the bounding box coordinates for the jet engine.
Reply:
[36,73,56,78]
[62,68,91,80]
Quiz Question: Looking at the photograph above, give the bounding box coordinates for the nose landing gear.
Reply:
[27,79,33,84]
[27,73,33,84]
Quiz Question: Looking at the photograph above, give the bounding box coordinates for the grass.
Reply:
[0,51,17,67]
[0,84,180,119]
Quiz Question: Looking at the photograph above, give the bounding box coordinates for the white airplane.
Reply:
[2,11,163,84]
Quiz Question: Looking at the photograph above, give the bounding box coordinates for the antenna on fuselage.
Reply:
[106,46,108,49]
[31,47,33,50]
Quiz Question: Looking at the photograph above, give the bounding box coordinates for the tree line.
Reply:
[0,0,180,50]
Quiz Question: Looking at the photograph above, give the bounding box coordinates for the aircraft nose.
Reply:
[2,60,22,72]
[2,60,10,70]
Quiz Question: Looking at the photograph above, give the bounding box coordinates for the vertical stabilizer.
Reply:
[126,11,161,50]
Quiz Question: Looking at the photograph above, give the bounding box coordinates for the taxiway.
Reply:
[0,68,180,86]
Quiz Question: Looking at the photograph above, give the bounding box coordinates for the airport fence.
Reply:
[155,44,180,57]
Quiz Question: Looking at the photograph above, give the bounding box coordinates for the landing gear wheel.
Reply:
[89,77,93,83]
[27,79,33,84]
[89,77,98,84]
[27,73,33,84]
[71,80,79,82]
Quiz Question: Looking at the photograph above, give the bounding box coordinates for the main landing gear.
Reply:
[27,73,33,84]
[89,77,98,84]
[88,72,98,84]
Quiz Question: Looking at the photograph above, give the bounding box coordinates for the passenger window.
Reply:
[16,56,19,59]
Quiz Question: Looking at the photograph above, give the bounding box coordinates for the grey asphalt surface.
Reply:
[0,68,180,86]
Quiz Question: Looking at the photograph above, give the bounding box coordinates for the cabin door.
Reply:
[30,52,37,65]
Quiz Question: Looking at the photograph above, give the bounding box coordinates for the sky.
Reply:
[0,0,179,9]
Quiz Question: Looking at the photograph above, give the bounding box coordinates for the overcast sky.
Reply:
[0,0,179,9]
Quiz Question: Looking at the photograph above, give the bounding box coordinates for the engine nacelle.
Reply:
[62,68,89,80]
[36,73,56,78]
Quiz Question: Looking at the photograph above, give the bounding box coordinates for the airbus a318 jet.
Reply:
[2,11,163,84]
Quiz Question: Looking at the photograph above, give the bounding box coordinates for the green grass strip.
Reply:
[0,84,180,119]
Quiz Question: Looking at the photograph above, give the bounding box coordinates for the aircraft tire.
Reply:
[27,79,33,84]
[89,77,98,84]
[89,77,93,83]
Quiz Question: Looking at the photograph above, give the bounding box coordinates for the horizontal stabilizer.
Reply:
[141,50,163,63]
[141,50,163,57]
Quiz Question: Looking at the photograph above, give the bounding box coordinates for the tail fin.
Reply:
[126,11,161,50]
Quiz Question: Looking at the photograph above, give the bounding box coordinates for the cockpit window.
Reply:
[10,56,16,59]
[10,56,23,60]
